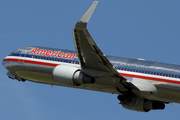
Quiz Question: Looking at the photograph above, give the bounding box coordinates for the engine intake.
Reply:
[52,65,95,86]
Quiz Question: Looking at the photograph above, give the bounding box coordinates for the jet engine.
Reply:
[52,65,95,86]
[118,95,165,112]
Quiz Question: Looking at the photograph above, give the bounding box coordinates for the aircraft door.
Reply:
[19,50,28,62]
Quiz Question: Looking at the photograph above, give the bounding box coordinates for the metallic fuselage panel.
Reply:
[3,46,180,103]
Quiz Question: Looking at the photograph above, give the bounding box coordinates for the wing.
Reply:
[72,1,128,92]
[72,1,159,97]
[71,1,161,112]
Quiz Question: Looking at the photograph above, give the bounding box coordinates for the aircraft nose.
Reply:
[2,57,9,69]
[2,58,5,66]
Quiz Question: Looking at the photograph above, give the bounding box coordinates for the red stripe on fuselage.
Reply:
[3,58,18,62]
[4,58,59,67]
[120,73,180,85]
[24,59,59,67]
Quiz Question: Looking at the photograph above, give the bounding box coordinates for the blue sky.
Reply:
[1,0,180,119]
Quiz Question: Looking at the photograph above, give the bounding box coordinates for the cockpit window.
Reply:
[9,52,13,56]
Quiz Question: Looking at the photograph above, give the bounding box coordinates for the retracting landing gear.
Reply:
[117,95,132,104]
[7,72,26,82]
[117,94,165,112]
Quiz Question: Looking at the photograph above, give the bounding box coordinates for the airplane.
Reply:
[2,1,180,112]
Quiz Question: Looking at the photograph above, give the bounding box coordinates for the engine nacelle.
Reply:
[52,65,95,86]
[119,95,165,112]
